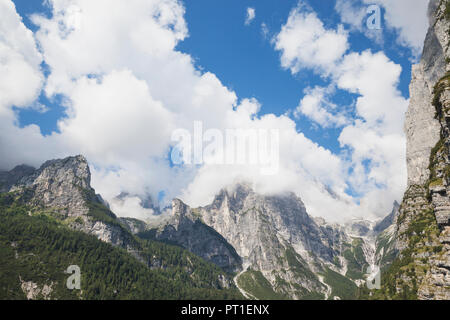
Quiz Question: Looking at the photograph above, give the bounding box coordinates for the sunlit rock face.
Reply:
[0,155,138,251]
[404,0,445,187]
[393,0,450,300]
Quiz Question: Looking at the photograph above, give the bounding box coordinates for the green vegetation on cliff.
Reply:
[237,269,287,300]
[0,193,243,300]
[321,267,358,300]
[365,208,441,300]
[343,238,370,280]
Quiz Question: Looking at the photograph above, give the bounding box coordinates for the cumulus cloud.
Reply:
[0,0,63,169]
[180,103,355,221]
[0,0,413,222]
[57,70,174,165]
[0,0,43,110]
[335,0,429,56]
[245,7,255,25]
[334,0,383,44]
[334,51,408,215]
[274,4,349,74]
[273,2,408,217]
[368,0,428,55]
[109,196,155,221]
[294,86,348,128]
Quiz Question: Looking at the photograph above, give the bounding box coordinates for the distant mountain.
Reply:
[0,155,242,300]
[144,182,399,300]
[374,201,400,234]
[139,198,242,273]
[0,155,402,300]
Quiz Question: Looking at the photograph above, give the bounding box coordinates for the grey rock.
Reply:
[374,201,400,233]
[195,183,346,298]
[0,164,36,193]
[396,0,450,299]
[1,155,138,253]
[146,199,242,273]
[404,0,446,187]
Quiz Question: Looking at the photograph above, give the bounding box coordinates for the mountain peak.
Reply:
[38,155,91,188]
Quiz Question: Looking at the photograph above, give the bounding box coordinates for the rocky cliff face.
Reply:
[405,0,447,187]
[386,0,450,300]
[0,155,136,251]
[152,183,387,300]
[0,156,243,298]
[196,184,332,299]
[143,199,242,273]
[1,155,398,299]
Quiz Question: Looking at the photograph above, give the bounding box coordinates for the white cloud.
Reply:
[335,0,429,56]
[274,4,349,74]
[109,196,155,221]
[0,0,43,110]
[334,0,367,30]
[0,0,412,223]
[57,70,174,165]
[273,3,409,218]
[245,7,256,25]
[370,0,428,55]
[334,0,383,44]
[295,86,348,128]
[180,104,355,221]
[0,0,61,169]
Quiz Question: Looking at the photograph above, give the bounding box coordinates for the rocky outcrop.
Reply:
[388,0,450,300]
[0,155,137,252]
[148,182,409,299]
[119,217,148,234]
[404,0,445,187]
[195,183,332,298]
[145,199,242,273]
[416,0,450,300]
[374,201,400,234]
[6,155,93,217]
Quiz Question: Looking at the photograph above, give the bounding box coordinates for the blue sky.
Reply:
[1,0,430,221]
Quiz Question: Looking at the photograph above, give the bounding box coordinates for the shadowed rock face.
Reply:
[144,199,242,273]
[374,201,400,234]
[0,164,36,193]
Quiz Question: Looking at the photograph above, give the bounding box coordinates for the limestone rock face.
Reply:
[195,184,349,298]
[199,184,335,265]
[146,199,242,273]
[0,155,136,251]
[145,182,395,299]
[393,0,450,300]
[417,1,450,299]
[6,155,93,217]
[195,184,333,299]
[404,0,445,187]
